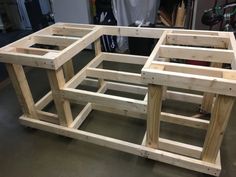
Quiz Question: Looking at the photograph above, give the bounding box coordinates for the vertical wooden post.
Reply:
[201,95,235,163]
[6,64,38,119]
[94,38,104,88]
[94,38,102,55]
[47,67,73,126]
[201,92,215,113]
[146,84,163,149]
[63,60,74,81]
[201,63,222,113]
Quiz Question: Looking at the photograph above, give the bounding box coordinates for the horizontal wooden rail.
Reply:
[62,88,147,113]
[166,33,229,48]
[159,45,234,63]
[19,117,221,176]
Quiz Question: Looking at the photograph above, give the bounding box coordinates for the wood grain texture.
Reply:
[6,64,38,119]
[201,95,235,163]
[201,63,222,113]
[47,68,73,126]
[146,84,163,149]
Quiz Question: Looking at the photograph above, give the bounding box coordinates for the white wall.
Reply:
[51,0,91,24]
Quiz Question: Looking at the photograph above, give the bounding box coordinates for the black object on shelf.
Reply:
[128,23,155,56]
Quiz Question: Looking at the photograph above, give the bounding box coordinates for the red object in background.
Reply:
[186,60,210,66]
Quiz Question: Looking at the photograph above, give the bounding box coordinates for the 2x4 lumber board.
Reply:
[92,103,146,120]
[201,95,235,163]
[91,102,209,130]
[0,51,56,69]
[150,61,223,78]
[70,103,92,129]
[86,68,142,85]
[150,60,236,77]
[142,133,202,159]
[1,24,52,50]
[146,84,163,149]
[85,78,203,104]
[19,117,221,176]
[37,110,59,124]
[7,47,58,56]
[159,45,234,63]
[55,27,103,69]
[47,68,73,126]
[64,53,104,88]
[70,82,107,129]
[166,90,203,104]
[34,78,100,111]
[216,152,221,168]
[57,23,96,29]
[106,82,147,95]
[200,92,215,113]
[33,35,77,47]
[62,88,147,114]
[142,68,236,97]
[201,63,222,113]
[94,38,104,87]
[52,26,92,37]
[39,34,81,40]
[161,112,209,130]
[228,32,236,69]
[97,63,105,88]
[63,60,75,81]
[8,36,35,48]
[102,26,165,38]
[94,38,102,55]
[102,52,148,65]
[144,31,168,69]
[35,91,53,110]
[166,33,229,48]
[171,29,223,36]
[6,64,38,119]
[79,78,203,104]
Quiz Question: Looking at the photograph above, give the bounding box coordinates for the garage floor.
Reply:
[0,50,236,177]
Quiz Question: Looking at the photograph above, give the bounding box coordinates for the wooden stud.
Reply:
[166,33,229,48]
[159,45,234,64]
[6,64,38,119]
[63,60,75,81]
[47,68,73,126]
[201,63,223,113]
[201,95,235,163]
[94,38,105,88]
[146,84,163,149]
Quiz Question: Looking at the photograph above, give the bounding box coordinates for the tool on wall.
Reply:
[201,1,236,33]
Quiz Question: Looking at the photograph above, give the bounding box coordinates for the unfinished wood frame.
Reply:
[1,23,236,176]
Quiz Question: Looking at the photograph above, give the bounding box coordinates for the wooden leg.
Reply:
[201,95,235,163]
[97,63,105,88]
[47,68,73,126]
[6,64,38,119]
[201,92,215,113]
[201,63,222,113]
[146,84,163,149]
[94,38,101,55]
[94,38,104,88]
[63,60,74,81]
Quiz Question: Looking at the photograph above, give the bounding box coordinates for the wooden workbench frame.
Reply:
[1,23,236,176]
